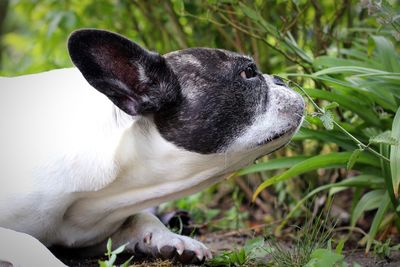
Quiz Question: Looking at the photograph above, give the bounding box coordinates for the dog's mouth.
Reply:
[258,113,304,146]
[256,125,297,147]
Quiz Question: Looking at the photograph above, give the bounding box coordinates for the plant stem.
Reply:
[285,78,390,163]
[333,121,390,162]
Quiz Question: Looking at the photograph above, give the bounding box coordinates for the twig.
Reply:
[234,177,270,214]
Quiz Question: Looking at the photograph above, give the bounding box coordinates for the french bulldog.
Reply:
[0,29,304,266]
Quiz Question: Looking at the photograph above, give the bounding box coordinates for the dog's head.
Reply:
[68,29,304,155]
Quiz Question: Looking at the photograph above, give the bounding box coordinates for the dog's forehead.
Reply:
[164,48,254,98]
[164,48,253,71]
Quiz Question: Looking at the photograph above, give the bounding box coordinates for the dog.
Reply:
[0,29,304,266]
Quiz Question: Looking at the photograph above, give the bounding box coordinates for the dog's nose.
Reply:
[272,76,286,86]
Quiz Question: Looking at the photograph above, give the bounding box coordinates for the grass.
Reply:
[234,33,400,253]
[206,201,360,267]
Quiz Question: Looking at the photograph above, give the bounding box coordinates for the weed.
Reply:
[98,238,133,267]
[372,238,400,259]
[208,236,270,266]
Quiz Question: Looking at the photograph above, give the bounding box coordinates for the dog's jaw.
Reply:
[225,75,304,153]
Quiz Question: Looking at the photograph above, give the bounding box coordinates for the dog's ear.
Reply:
[68,29,179,115]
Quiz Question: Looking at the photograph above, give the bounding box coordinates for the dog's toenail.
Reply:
[143,232,152,245]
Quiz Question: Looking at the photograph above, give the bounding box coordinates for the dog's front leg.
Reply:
[88,212,212,264]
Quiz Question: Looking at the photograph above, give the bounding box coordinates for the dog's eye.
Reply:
[273,76,286,86]
[240,66,257,79]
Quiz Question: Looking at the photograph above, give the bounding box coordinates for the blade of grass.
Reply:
[276,175,384,231]
[236,155,309,176]
[253,152,379,200]
[293,128,356,150]
[351,190,385,227]
[366,192,391,253]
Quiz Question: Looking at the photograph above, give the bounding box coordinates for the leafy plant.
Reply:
[236,34,400,252]
[98,238,133,267]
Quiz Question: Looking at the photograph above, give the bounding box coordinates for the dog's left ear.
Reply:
[68,29,179,116]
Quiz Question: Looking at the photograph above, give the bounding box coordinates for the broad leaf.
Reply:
[305,248,344,267]
[391,107,400,198]
[351,190,385,227]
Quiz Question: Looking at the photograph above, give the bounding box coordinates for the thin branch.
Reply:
[216,12,309,69]
[163,0,188,48]
[234,177,270,214]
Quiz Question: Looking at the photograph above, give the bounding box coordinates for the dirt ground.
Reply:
[54,231,400,267]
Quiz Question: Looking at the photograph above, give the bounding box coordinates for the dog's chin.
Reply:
[257,125,298,147]
[251,125,301,160]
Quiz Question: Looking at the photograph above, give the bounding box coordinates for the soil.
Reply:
[53,231,400,267]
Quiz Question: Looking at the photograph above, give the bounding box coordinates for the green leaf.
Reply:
[253,152,379,200]
[293,128,356,150]
[391,107,400,198]
[371,36,400,72]
[106,238,112,257]
[370,131,398,145]
[236,156,310,176]
[120,256,134,267]
[305,248,344,267]
[238,2,259,20]
[336,238,346,254]
[313,66,388,76]
[243,237,270,259]
[319,111,334,130]
[347,149,363,170]
[111,243,128,255]
[108,254,117,265]
[278,175,384,232]
[324,102,339,111]
[351,190,385,227]
[237,248,246,264]
[366,193,391,253]
[278,175,384,231]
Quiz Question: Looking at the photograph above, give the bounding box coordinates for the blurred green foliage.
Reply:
[2,0,395,76]
[1,0,400,253]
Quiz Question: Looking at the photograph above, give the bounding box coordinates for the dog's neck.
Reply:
[115,115,243,187]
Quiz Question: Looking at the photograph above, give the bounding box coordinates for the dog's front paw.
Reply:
[135,230,212,264]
